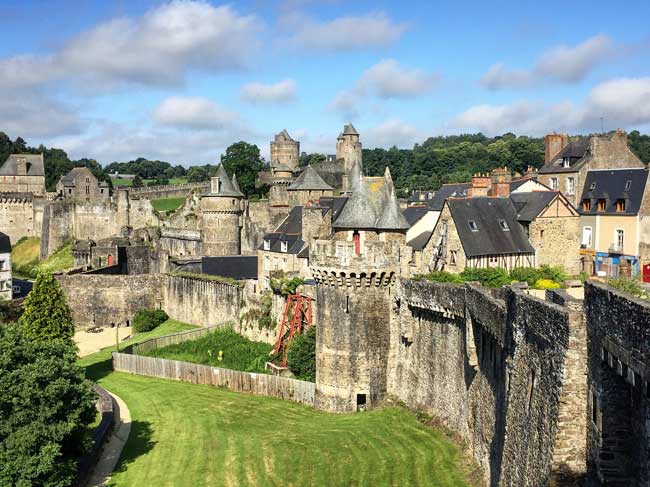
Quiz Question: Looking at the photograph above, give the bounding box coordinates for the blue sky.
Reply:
[1,0,649,165]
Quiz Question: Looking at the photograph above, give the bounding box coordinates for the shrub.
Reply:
[460,267,511,288]
[286,326,316,382]
[608,277,649,300]
[133,308,168,333]
[413,271,463,284]
[509,267,542,286]
[533,279,561,290]
[270,275,304,297]
[539,265,566,284]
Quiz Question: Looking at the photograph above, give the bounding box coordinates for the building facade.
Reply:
[0,154,46,195]
[56,167,110,202]
[0,232,11,301]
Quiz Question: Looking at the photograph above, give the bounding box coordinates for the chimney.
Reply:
[210,176,220,194]
[544,132,569,163]
[491,167,511,197]
[468,173,491,197]
[524,166,538,179]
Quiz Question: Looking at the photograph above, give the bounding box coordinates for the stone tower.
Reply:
[310,162,410,412]
[200,165,244,256]
[270,129,300,173]
[336,123,362,191]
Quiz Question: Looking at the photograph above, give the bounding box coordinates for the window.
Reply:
[273,257,279,270]
[282,258,287,271]
[264,256,270,271]
[625,180,631,191]
[582,199,592,211]
[68,188,72,194]
[562,157,570,168]
[0,260,4,271]
[540,229,545,238]
[489,256,498,264]
[550,177,558,190]
[280,241,288,253]
[616,229,624,250]
[590,391,598,425]
[85,186,90,195]
[566,177,575,195]
[353,231,361,255]
[468,220,478,232]
[85,177,90,183]
[263,239,270,250]
[615,199,626,212]
[590,182,596,191]
[498,219,509,231]
[581,227,592,248]
[450,250,457,266]
[597,199,607,212]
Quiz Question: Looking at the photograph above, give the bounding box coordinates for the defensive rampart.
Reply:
[128,182,208,200]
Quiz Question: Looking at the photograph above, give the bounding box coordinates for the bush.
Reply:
[608,277,649,300]
[509,267,542,286]
[286,326,316,382]
[539,265,566,284]
[533,279,561,290]
[460,267,511,288]
[413,271,463,284]
[270,275,305,297]
[133,308,168,333]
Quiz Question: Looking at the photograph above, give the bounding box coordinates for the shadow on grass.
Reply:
[82,355,114,382]
[108,420,157,483]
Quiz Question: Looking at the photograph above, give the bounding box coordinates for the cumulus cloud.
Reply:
[481,34,614,90]
[284,11,407,51]
[454,77,650,134]
[240,79,297,104]
[0,92,82,139]
[328,59,437,116]
[0,1,261,90]
[153,96,239,130]
[365,119,422,148]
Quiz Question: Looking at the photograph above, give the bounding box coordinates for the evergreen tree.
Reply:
[19,272,75,342]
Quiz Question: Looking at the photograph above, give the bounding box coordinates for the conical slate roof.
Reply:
[278,129,294,141]
[376,168,409,230]
[288,166,333,191]
[231,173,242,193]
[342,123,359,136]
[205,165,244,197]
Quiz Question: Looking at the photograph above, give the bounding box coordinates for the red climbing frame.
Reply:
[274,294,313,367]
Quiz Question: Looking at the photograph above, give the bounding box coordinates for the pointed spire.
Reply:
[376,175,409,230]
[349,158,362,191]
[231,173,242,193]
[206,165,244,197]
[288,165,333,191]
[343,122,359,136]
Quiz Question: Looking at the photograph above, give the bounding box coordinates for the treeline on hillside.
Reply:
[104,158,186,180]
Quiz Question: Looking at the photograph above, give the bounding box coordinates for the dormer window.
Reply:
[468,220,478,232]
[597,199,607,212]
[590,182,596,191]
[263,239,270,250]
[582,199,592,211]
[562,157,570,168]
[498,219,509,231]
[280,241,288,253]
[615,199,626,212]
[625,180,631,191]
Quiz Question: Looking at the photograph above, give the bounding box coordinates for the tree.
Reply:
[19,272,75,342]
[0,325,96,487]
[286,326,316,382]
[186,166,209,183]
[220,141,267,197]
[131,175,143,188]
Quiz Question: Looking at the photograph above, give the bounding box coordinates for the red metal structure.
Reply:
[643,263,650,283]
[274,294,313,367]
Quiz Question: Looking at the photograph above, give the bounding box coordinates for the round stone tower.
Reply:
[270,129,300,173]
[310,162,409,412]
[200,165,243,256]
[336,123,362,191]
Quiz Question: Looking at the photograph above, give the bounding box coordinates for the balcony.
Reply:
[608,243,624,254]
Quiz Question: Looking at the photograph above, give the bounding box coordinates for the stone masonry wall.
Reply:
[529,216,581,276]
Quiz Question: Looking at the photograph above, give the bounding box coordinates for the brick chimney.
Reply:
[544,132,569,163]
[491,167,511,197]
[468,173,491,197]
[524,166,538,179]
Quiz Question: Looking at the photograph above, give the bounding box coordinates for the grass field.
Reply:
[11,238,74,278]
[111,177,189,187]
[151,196,186,213]
[141,328,273,373]
[78,322,476,487]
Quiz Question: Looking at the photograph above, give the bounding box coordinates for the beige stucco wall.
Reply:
[0,251,11,301]
[592,215,638,256]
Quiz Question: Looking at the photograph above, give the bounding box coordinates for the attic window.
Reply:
[263,239,270,250]
[498,219,510,231]
[562,157,570,168]
[582,199,592,211]
[625,180,631,191]
[590,182,597,191]
[597,199,607,212]
[280,241,288,253]
[615,199,626,212]
[468,220,478,232]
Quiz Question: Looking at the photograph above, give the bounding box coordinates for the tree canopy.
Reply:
[220,141,268,197]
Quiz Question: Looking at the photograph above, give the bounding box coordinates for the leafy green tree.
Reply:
[0,325,96,487]
[133,308,168,333]
[131,175,143,188]
[286,326,316,382]
[19,272,75,342]
[220,141,267,197]
[186,166,209,183]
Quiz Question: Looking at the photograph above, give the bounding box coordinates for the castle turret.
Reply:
[287,165,334,207]
[200,165,243,256]
[270,129,300,173]
[336,123,362,191]
[311,162,409,412]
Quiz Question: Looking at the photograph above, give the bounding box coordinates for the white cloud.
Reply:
[481,34,614,90]
[365,119,422,148]
[454,77,650,134]
[284,11,407,51]
[328,90,359,119]
[240,79,297,104]
[153,96,238,130]
[0,1,261,90]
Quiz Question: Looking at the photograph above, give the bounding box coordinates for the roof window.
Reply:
[498,219,510,231]
[562,157,570,168]
[280,241,288,253]
[590,182,596,191]
[263,239,270,250]
[597,199,607,212]
[468,220,478,232]
[582,199,591,211]
[615,199,626,212]
[624,180,631,191]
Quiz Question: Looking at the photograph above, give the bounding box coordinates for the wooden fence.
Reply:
[131,324,225,354]
[112,353,315,406]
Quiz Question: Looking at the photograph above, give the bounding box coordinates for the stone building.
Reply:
[336,123,362,191]
[270,129,300,173]
[0,232,11,301]
[0,153,46,195]
[56,166,110,202]
[287,165,334,207]
[200,166,244,256]
[538,130,645,207]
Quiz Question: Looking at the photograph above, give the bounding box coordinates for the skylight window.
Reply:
[590,182,596,191]
[625,180,631,191]
[498,219,510,231]
[468,220,478,232]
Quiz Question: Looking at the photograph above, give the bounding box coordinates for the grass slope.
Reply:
[151,196,186,213]
[79,322,475,487]
[11,237,40,272]
[141,328,273,373]
[12,238,74,278]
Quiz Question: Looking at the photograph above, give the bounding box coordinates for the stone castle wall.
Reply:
[129,182,209,200]
[0,193,44,244]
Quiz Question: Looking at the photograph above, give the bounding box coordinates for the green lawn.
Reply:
[151,196,186,213]
[141,328,273,373]
[78,322,476,487]
[111,177,189,188]
[12,238,73,278]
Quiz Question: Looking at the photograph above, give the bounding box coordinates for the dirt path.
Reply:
[75,328,132,357]
[86,392,132,487]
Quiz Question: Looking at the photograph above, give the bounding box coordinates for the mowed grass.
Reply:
[141,328,273,373]
[79,321,475,487]
[111,177,189,187]
[151,196,186,213]
[11,237,40,269]
[12,238,74,277]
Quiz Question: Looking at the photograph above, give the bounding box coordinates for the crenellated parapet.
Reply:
[312,268,396,288]
[0,192,34,204]
[309,239,404,279]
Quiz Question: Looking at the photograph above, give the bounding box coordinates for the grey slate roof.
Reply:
[60,167,94,185]
[205,165,244,197]
[288,166,333,191]
[0,153,45,176]
[403,206,429,226]
[510,191,559,221]
[231,173,242,193]
[0,232,11,253]
[277,129,294,141]
[539,138,590,174]
[579,168,648,215]
[428,183,470,211]
[202,256,258,280]
[407,231,432,251]
[448,198,535,257]
[259,206,305,254]
[342,123,359,136]
[317,196,348,221]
